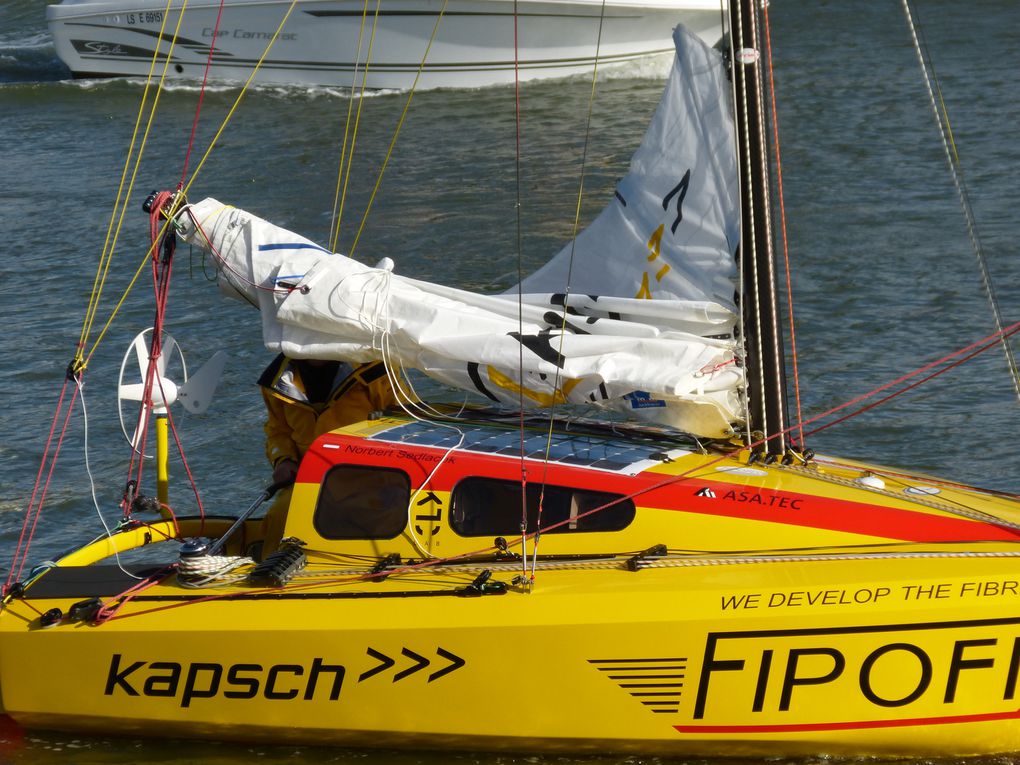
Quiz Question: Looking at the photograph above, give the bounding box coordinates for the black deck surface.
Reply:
[23,564,172,599]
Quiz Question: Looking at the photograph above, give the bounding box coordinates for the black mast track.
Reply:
[728,0,789,457]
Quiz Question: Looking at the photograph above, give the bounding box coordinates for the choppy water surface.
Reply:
[1,0,1019,762]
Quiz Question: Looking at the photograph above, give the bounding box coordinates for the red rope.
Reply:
[121,192,211,522]
[803,320,1020,439]
[178,0,228,188]
[94,567,175,624]
[8,5,229,586]
[78,315,1020,619]
[761,4,804,449]
[92,315,1020,622]
[120,192,176,514]
[162,402,207,523]
[18,391,82,580]
[183,208,293,296]
[5,379,78,590]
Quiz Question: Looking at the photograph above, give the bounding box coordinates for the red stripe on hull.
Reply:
[674,707,1020,733]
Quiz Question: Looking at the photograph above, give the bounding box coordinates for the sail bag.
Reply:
[179,24,743,437]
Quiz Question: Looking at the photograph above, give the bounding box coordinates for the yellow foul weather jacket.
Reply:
[258,355,397,468]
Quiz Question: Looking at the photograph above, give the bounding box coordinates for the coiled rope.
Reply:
[178,555,254,588]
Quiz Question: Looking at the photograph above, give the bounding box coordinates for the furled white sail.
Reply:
[179,24,743,437]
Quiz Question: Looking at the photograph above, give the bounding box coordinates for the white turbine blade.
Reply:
[157,334,179,378]
[129,407,149,450]
[133,333,151,380]
[178,351,227,414]
[119,383,147,402]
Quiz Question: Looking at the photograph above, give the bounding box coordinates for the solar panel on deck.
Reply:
[370,421,659,472]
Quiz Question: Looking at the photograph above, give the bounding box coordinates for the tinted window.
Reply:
[451,477,634,536]
[314,465,409,539]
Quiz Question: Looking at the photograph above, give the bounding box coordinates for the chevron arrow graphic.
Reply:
[429,647,466,682]
[394,648,430,681]
[359,647,396,682]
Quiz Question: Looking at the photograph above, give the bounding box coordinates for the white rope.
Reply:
[261,546,1020,583]
[339,267,470,560]
[177,554,253,588]
[76,375,144,582]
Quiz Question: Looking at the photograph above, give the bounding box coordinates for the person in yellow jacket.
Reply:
[257,354,397,556]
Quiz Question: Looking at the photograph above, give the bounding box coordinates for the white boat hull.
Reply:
[45,0,724,89]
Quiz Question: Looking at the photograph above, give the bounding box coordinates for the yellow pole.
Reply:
[156,412,169,512]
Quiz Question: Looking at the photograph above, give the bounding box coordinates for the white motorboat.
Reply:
[45,0,724,89]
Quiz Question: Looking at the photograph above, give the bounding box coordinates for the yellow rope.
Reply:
[329,0,379,253]
[332,0,383,255]
[77,0,184,372]
[85,246,159,365]
[178,1,299,202]
[86,8,193,363]
[349,0,449,258]
[82,1,300,364]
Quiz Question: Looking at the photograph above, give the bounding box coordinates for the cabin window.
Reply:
[313,465,409,540]
[450,477,635,536]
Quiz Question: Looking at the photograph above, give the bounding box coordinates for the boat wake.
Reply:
[66,76,404,101]
[0,33,68,84]
[594,51,674,81]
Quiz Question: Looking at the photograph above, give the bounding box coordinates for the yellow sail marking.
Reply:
[486,366,582,406]
[636,223,667,299]
[646,223,664,261]
[635,273,653,300]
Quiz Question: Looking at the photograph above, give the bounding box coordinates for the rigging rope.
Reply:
[178,0,228,188]
[348,0,450,259]
[86,0,298,398]
[510,0,530,585]
[730,5,764,448]
[901,0,1020,407]
[527,0,611,584]
[761,4,805,450]
[329,0,379,253]
[177,2,300,205]
[80,0,186,369]
[10,0,281,579]
[4,382,79,590]
[74,315,1020,618]
[802,319,1020,440]
[9,0,199,585]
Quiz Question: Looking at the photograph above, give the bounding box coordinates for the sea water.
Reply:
[1,0,1019,762]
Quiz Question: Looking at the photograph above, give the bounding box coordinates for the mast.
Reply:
[728,0,790,457]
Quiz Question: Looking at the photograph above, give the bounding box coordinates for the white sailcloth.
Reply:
[179,24,743,437]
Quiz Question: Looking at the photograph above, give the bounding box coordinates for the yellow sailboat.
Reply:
[4,0,1020,757]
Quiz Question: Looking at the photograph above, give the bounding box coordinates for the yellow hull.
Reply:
[5,553,1020,755]
[4,417,1020,756]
